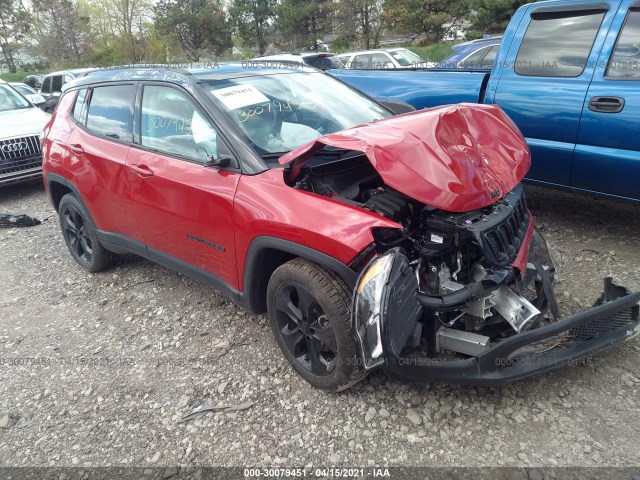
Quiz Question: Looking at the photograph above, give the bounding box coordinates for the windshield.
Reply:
[13,84,35,95]
[390,49,426,66]
[205,72,391,156]
[0,84,31,112]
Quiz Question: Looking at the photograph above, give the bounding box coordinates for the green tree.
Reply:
[229,0,275,56]
[467,0,533,37]
[113,0,154,63]
[384,0,469,44]
[155,0,232,61]
[335,0,385,50]
[31,0,93,67]
[0,0,31,72]
[275,0,333,51]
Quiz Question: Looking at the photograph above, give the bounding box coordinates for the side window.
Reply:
[515,10,606,77]
[606,9,640,79]
[460,46,490,68]
[71,89,88,124]
[140,85,220,163]
[51,75,63,93]
[353,54,370,69]
[481,46,498,68]
[371,53,391,68]
[41,77,51,94]
[85,84,135,142]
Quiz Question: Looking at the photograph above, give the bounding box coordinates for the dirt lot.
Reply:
[0,181,639,469]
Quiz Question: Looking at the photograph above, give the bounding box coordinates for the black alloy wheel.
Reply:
[267,258,365,392]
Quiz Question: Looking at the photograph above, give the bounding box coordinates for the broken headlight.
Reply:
[354,252,395,369]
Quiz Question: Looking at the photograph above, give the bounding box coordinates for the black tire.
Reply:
[267,258,365,392]
[58,193,116,272]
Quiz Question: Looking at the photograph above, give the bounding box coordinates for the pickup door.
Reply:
[572,3,640,199]
[486,1,619,187]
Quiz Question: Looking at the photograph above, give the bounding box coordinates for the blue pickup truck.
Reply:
[331,0,640,203]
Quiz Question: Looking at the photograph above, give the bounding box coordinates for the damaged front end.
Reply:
[353,223,640,385]
[279,103,640,384]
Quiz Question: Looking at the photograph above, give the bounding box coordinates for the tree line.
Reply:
[0,0,530,73]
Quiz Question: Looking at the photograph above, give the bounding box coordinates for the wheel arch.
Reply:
[241,237,358,315]
[46,173,87,213]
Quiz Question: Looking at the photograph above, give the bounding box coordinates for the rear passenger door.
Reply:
[65,84,139,238]
[573,3,640,200]
[490,2,618,186]
[127,84,241,288]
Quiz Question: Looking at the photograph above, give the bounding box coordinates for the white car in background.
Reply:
[9,83,46,109]
[249,52,343,70]
[0,80,50,186]
[338,48,436,69]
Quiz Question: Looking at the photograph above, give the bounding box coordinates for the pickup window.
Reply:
[515,10,606,77]
[606,9,640,79]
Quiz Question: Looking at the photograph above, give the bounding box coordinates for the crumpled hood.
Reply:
[0,107,50,139]
[279,103,530,212]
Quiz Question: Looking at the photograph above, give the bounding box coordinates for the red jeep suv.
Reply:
[42,66,640,391]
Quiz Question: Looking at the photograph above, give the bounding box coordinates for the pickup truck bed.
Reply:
[333,69,490,109]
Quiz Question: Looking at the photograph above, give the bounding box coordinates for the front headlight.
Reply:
[354,252,395,369]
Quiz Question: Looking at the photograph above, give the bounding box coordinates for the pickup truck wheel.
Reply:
[58,193,116,272]
[267,259,365,392]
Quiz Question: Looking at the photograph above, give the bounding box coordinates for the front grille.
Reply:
[570,304,639,341]
[0,136,42,177]
[481,196,529,265]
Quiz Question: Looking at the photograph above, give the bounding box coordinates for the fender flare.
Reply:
[241,236,358,313]
[45,173,89,213]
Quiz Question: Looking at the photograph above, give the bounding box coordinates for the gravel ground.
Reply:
[0,181,639,469]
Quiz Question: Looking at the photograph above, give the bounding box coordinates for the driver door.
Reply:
[127,84,241,288]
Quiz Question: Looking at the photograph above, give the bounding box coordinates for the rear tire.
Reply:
[58,193,116,272]
[267,258,365,392]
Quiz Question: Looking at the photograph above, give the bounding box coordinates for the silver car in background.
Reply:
[0,80,50,186]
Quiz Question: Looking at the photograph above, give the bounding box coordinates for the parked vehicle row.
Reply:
[337,48,434,69]
[39,64,640,391]
[249,52,343,70]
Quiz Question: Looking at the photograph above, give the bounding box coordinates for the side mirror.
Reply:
[204,155,232,168]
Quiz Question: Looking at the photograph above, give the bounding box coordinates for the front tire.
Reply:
[58,193,116,272]
[267,258,365,392]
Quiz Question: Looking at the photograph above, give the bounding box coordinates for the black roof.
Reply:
[64,63,320,91]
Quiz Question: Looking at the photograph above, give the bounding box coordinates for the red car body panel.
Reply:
[43,91,530,296]
[233,169,401,291]
[279,103,531,213]
[125,147,241,288]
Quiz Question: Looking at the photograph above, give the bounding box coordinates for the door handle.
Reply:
[588,96,625,113]
[130,163,154,177]
[69,144,84,154]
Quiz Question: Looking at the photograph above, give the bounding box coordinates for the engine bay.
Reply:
[290,151,556,359]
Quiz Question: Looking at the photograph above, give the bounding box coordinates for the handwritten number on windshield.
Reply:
[238,100,313,122]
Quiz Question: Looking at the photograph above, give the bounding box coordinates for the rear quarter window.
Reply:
[85,84,135,142]
[71,89,88,125]
[515,10,606,77]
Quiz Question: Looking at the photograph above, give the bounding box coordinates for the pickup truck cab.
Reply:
[331,0,640,203]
